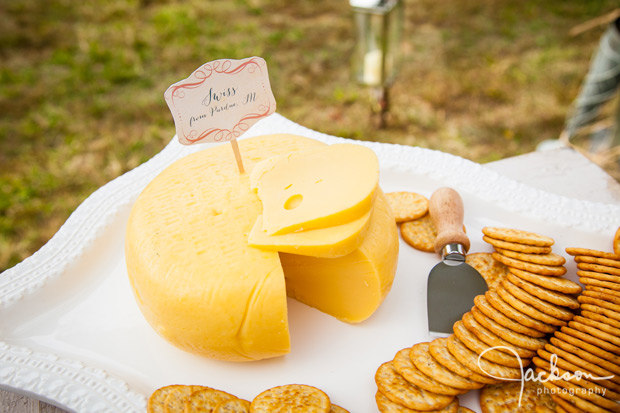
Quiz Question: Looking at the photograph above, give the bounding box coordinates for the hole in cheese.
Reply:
[284,194,303,210]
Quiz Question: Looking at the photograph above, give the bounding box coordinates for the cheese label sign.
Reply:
[164,57,276,145]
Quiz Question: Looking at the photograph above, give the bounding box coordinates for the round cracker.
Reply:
[492,252,566,276]
[550,336,620,377]
[502,277,575,320]
[453,319,524,368]
[568,320,620,349]
[536,368,618,413]
[615,226,620,256]
[581,305,620,325]
[581,310,620,330]
[583,289,620,305]
[486,289,556,333]
[329,405,349,413]
[428,337,498,385]
[400,215,436,253]
[483,235,552,254]
[463,310,536,358]
[578,296,620,319]
[214,398,251,413]
[566,247,620,261]
[509,267,582,294]
[536,349,620,394]
[573,314,620,338]
[506,272,580,309]
[578,270,620,284]
[160,385,207,413]
[469,306,546,353]
[543,344,620,386]
[580,277,620,292]
[576,255,620,269]
[385,192,429,223]
[552,399,576,413]
[465,252,509,291]
[495,248,566,266]
[578,262,620,276]
[474,294,546,337]
[550,394,584,413]
[498,281,569,325]
[445,335,522,381]
[458,407,476,413]
[555,331,620,377]
[479,380,555,413]
[482,227,554,247]
[392,348,464,396]
[586,285,620,298]
[533,356,620,402]
[374,391,459,413]
[148,385,203,413]
[410,341,485,390]
[186,387,238,412]
[250,384,331,413]
[374,361,455,411]
[559,326,620,358]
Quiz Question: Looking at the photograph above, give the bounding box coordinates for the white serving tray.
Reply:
[1,114,619,413]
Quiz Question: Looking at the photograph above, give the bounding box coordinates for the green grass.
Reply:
[1,0,618,271]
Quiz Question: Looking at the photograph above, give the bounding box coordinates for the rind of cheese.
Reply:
[280,189,399,323]
[125,134,325,362]
[247,206,373,258]
[251,144,379,235]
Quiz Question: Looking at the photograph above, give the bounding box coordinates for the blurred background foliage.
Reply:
[0,0,618,271]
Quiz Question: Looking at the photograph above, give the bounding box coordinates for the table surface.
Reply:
[2,143,619,413]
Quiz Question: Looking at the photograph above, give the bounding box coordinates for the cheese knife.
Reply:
[426,187,487,336]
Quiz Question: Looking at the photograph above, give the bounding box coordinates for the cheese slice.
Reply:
[280,189,399,323]
[247,205,373,258]
[125,134,324,361]
[250,144,379,235]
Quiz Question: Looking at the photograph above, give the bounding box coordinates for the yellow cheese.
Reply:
[125,134,399,362]
[125,134,324,361]
[280,189,399,323]
[247,206,373,258]
[250,144,379,235]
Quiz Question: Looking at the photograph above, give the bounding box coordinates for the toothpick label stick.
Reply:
[164,57,276,173]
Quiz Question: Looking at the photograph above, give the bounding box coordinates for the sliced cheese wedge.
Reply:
[280,189,399,323]
[250,144,379,235]
[125,134,324,362]
[247,205,373,258]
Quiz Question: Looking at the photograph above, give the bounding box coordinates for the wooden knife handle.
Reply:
[429,187,470,254]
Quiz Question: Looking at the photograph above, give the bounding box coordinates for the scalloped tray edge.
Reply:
[1,113,619,412]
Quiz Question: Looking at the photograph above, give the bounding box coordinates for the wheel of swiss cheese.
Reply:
[125,134,398,361]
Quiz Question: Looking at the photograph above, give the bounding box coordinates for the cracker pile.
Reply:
[387,191,471,255]
[530,246,620,413]
[386,191,435,253]
[374,226,588,412]
[147,383,349,413]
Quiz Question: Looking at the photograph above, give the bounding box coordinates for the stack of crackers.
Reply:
[374,225,589,412]
[147,383,349,413]
[531,247,620,413]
